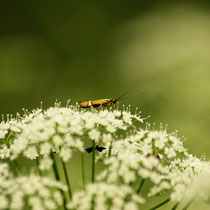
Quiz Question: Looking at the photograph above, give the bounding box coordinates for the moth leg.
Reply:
[97,104,103,110]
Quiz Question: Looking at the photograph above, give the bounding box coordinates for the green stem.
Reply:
[50,153,67,210]
[61,160,72,200]
[91,196,95,210]
[171,202,179,210]
[81,153,85,189]
[92,141,95,183]
[182,198,195,210]
[108,142,112,157]
[13,160,21,174]
[136,178,145,194]
[35,158,42,176]
[91,200,95,210]
[149,198,170,210]
[11,160,19,175]
[51,153,60,180]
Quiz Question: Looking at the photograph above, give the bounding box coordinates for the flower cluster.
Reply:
[0,163,67,210]
[0,102,210,210]
[149,154,210,202]
[0,115,26,159]
[97,129,186,186]
[96,128,210,206]
[67,182,145,210]
[0,104,143,172]
[0,162,10,179]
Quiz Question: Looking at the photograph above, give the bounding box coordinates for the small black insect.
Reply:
[85,144,106,153]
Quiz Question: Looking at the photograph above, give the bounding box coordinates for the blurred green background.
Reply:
[1,0,210,209]
[1,0,210,157]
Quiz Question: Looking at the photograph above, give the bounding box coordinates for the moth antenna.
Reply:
[115,38,173,102]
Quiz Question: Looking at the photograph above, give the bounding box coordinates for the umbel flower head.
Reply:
[0,101,210,210]
[149,154,210,202]
[97,129,187,185]
[0,163,67,210]
[67,182,145,210]
[96,127,210,204]
[0,102,143,168]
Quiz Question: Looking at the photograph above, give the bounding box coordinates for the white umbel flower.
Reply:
[23,146,39,159]
[60,147,72,162]
[0,165,67,210]
[0,145,10,159]
[0,195,8,209]
[0,103,143,164]
[39,157,53,171]
[40,143,52,155]
[0,130,7,139]
[2,102,209,209]
[67,182,144,210]
[88,129,100,140]
[24,146,39,160]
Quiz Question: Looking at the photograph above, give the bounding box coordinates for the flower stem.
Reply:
[61,160,72,200]
[91,196,95,210]
[12,160,20,175]
[149,198,170,210]
[92,141,95,183]
[136,178,145,194]
[108,142,112,157]
[81,153,85,189]
[14,160,21,174]
[50,153,67,210]
[182,198,195,210]
[171,202,179,210]
[91,199,95,210]
[35,157,42,176]
[51,153,60,180]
